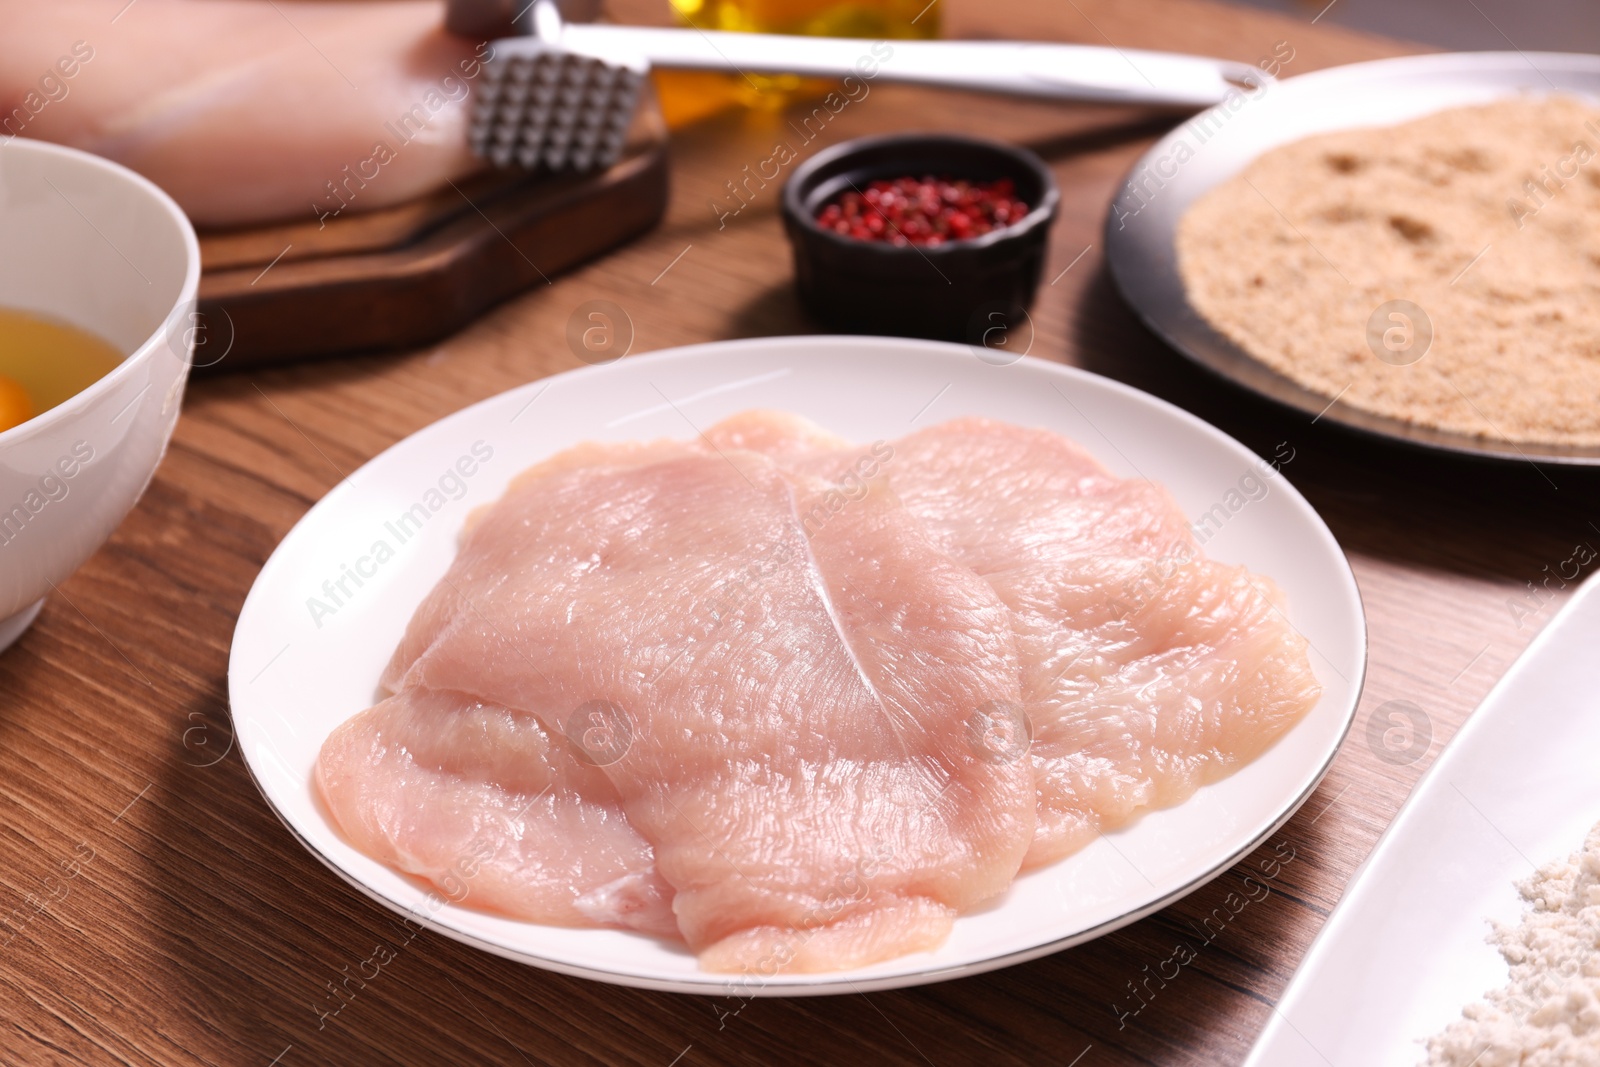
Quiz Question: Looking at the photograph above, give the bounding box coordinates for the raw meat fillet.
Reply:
[318,688,677,935]
[320,435,1035,971]
[699,409,851,458]
[2,1,481,227]
[707,414,1322,868]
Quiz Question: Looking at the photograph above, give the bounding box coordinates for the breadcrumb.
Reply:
[1178,96,1600,447]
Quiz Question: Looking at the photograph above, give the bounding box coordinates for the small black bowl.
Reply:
[781,133,1059,343]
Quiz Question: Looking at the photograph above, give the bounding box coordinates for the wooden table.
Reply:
[5,2,1595,1064]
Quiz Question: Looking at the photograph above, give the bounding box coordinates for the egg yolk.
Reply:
[0,375,33,432]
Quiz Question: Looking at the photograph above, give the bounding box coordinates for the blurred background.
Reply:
[1231,0,1600,53]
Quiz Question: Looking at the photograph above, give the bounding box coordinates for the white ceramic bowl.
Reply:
[0,139,200,651]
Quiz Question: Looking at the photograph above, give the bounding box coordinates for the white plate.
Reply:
[229,336,1366,995]
[1246,572,1600,1065]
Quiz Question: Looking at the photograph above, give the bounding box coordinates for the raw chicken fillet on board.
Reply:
[317,412,1320,972]
[3,0,482,227]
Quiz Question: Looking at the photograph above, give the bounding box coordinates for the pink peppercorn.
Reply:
[815,176,1029,246]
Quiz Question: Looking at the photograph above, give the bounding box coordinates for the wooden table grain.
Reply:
[4,2,1595,1064]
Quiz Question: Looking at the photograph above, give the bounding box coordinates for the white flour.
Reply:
[1425,819,1600,1065]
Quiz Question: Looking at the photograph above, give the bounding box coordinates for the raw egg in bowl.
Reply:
[0,139,200,651]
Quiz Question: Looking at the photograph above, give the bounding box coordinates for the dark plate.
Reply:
[1103,51,1600,466]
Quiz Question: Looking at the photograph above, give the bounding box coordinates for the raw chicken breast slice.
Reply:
[708,413,1321,869]
[697,409,852,458]
[987,553,1318,864]
[387,438,705,683]
[318,687,676,935]
[333,435,1033,972]
[3,1,482,227]
[321,440,705,940]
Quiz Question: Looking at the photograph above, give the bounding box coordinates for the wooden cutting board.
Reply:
[194,103,669,369]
